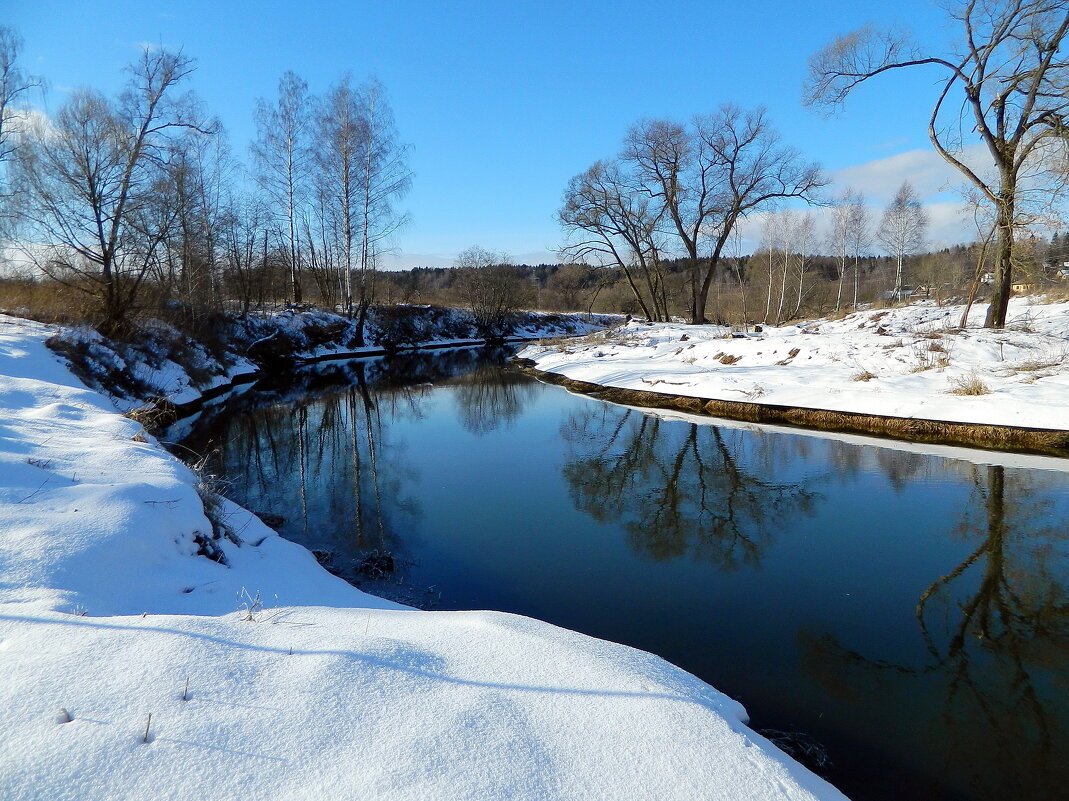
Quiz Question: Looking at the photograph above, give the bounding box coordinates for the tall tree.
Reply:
[354,77,411,306]
[0,26,41,228]
[624,105,824,324]
[558,159,670,321]
[847,191,872,308]
[877,181,928,301]
[828,188,868,312]
[252,71,311,304]
[805,1,1069,327]
[313,75,364,322]
[15,48,210,334]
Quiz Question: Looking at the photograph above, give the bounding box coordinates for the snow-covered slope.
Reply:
[0,313,847,801]
[520,298,1069,431]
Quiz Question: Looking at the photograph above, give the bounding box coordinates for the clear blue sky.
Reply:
[8,0,971,266]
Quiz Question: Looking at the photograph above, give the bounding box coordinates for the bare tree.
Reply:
[877,181,928,301]
[828,188,865,312]
[354,77,411,309]
[453,245,527,337]
[313,76,364,321]
[805,2,1069,327]
[624,105,824,324]
[219,193,268,315]
[792,212,817,318]
[0,26,41,228]
[775,208,796,323]
[847,192,872,308]
[252,71,311,304]
[165,119,230,313]
[15,48,210,334]
[558,159,670,321]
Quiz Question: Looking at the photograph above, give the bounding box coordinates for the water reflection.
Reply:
[179,349,535,596]
[561,406,823,568]
[452,364,537,435]
[176,354,1069,801]
[802,464,1069,800]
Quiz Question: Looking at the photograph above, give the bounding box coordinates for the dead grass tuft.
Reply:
[949,372,991,396]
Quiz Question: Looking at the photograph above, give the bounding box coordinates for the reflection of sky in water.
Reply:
[181,351,1069,801]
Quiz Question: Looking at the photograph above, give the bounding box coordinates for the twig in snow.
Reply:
[15,479,50,504]
[142,713,153,744]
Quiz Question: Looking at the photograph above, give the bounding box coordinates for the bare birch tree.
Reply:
[0,26,41,232]
[877,181,928,301]
[354,77,411,311]
[847,192,872,308]
[252,71,311,304]
[805,1,1069,327]
[313,76,363,321]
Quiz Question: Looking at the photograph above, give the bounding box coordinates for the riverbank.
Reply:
[0,312,847,801]
[42,305,619,418]
[518,298,1069,455]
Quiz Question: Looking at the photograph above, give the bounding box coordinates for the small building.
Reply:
[1011,281,1038,293]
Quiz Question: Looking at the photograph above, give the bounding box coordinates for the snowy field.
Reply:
[520,298,1069,432]
[0,311,846,801]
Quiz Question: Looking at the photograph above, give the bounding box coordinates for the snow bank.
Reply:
[519,298,1069,432]
[0,312,847,801]
[46,306,616,412]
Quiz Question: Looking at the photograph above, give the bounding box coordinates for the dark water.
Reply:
[178,349,1069,801]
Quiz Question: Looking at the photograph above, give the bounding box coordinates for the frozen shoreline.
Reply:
[0,313,847,801]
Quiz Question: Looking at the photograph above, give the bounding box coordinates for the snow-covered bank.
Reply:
[0,312,848,800]
[46,305,617,413]
[519,298,1069,447]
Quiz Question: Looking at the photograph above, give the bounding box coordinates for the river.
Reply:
[176,348,1069,801]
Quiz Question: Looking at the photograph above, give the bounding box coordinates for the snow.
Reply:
[519,297,1069,432]
[0,312,847,801]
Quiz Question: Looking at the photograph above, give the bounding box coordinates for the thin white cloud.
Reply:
[831,144,992,204]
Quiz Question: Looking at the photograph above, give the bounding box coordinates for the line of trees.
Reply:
[0,28,411,338]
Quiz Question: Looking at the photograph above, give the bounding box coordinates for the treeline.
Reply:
[0,28,409,341]
[372,231,1069,327]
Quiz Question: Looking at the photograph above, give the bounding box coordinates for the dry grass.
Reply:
[949,372,991,396]
[1012,348,1068,373]
[0,278,98,326]
[852,369,878,382]
[911,339,953,372]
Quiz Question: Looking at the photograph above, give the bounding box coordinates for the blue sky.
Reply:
[8,0,976,266]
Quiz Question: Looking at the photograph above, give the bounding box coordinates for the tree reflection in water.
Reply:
[560,406,823,568]
[186,360,425,579]
[804,464,1069,801]
[180,352,540,591]
[449,364,537,435]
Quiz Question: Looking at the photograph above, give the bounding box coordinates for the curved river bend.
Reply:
[177,349,1069,801]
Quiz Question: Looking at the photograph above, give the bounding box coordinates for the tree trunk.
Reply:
[984,190,1015,329]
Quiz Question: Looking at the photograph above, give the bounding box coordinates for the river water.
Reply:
[177,348,1069,801]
